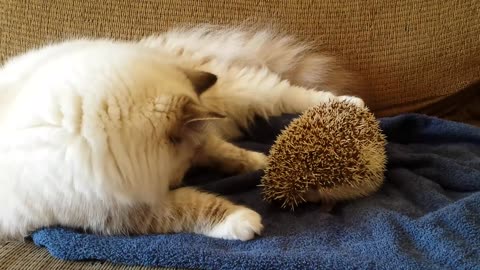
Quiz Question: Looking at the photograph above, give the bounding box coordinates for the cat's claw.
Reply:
[310,92,365,108]
[338,95,365,107]
[206,208,263,241]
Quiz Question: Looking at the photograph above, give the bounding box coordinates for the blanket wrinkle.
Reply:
[31,114,480,270]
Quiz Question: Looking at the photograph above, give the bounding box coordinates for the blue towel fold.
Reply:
[32,114,480,269]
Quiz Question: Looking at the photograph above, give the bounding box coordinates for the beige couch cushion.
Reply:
[0,241,180,269]
[0,0,479,116]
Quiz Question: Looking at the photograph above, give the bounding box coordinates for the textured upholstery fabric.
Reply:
[417,80,480,127]
[0,1,479,268]
[1,0,479,116]
[0,241,183,270]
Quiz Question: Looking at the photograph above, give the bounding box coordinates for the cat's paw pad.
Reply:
[338,96,365,107]
[207,208,263,241]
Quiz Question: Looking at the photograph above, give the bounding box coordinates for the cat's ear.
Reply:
[182,101,225,131]
[181,69,218,95]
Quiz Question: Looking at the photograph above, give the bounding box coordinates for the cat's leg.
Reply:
[128,187,263,241]
[193,135,267,173]
[201,66,364,138]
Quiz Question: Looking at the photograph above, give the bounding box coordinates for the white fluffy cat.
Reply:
[0,26,364,241]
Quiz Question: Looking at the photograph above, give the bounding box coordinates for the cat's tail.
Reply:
[281,52,371,102]
[143,24,370,102]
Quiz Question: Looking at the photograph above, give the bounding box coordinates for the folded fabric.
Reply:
[32,114,480,269]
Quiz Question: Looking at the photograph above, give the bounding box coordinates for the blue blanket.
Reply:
[32,114,480,269]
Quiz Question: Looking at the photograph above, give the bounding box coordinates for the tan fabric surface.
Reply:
[0,1,478,267]
[0,241,185,270]
[0,0,479,116]
[416,80,480,127]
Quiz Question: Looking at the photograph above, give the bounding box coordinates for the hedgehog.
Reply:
[260,100,387,211]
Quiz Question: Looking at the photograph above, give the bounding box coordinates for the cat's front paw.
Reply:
[337,95,365,107]
[247,152,268,171]
[207,208,263,241]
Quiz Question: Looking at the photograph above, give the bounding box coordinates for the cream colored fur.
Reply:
[0,26,364,241]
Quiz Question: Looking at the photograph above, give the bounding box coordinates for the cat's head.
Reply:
[166,68,223,147]
[144,67,223,190]
[106,60,223,199]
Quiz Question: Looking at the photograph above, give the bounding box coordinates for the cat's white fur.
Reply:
[0,26,364,241]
